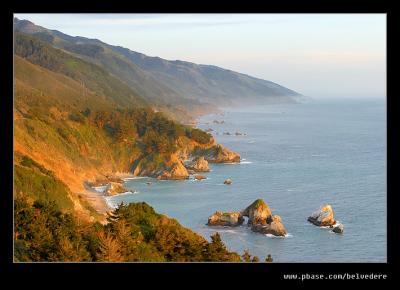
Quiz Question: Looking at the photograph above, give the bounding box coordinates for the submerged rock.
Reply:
[241,199,272,226]
[194,175,206,181]
[207,211,244,226]
[307,204,336,227]
[223,178,232,185]
[186,156,209,172]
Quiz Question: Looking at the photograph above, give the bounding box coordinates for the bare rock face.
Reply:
[158,161,189,180]
[203,144,240,163]
[207,211,244,226]
[307,204,336,227]
[186,156,209,172]
[241,199,272,226]
[251,215,287,236]
[105,182,127,196]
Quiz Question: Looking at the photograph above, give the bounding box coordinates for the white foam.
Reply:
[123,176,147,181]
[93,186,107,193]
[114,190,138,197]
[248,141,256,144]
[104,197,117,209]
[240,161,253,164]
[265,233,292,239]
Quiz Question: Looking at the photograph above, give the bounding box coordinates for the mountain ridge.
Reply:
[14,17,304,112]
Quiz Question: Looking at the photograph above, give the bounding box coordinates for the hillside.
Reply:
[14,44,230,222]
[15,193,244,262]
[13,18,289,262]
[14,17,304,110]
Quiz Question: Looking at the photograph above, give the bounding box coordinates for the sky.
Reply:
[15,14,386,99]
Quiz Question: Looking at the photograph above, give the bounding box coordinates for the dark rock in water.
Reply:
[332,223,344,234]
[223,132,231,135]
[207,211,244,226]
[224,178,232,185]
[194,175,206,181]
[307,204,336,227]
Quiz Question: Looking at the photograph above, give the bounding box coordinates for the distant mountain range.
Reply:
[14,17,304,118]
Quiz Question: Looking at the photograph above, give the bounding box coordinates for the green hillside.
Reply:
[13,22,259,262]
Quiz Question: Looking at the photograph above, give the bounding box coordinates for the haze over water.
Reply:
[109,98,386,262]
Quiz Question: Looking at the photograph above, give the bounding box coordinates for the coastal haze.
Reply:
[13,14,386,262]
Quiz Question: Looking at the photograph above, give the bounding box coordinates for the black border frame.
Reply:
[1,0,397,285]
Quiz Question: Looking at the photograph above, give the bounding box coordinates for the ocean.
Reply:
[108,98,386,262]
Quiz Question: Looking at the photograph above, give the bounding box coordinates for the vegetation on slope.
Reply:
[15,193,247,262]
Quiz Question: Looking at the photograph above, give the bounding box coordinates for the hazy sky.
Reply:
[15,14,386,99]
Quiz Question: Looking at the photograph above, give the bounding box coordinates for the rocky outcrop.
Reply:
[201,144,240,163]
[133,154,189,180]
[251,215,287,236]
[186,156,209,172]
[158,161,189,180]
[105,182,128,196]
[207,211,244,226]
[241,199,272,226]
[224,178,232,185]
[206,198,287,237]
[307,204,336,227]
[194,175,206,181]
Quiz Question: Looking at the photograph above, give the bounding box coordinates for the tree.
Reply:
[242,249,252,262]
[252,256,260,262]
[265,254,273,263]
[95,231,124,262]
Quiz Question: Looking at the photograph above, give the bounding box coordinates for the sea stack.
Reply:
[207,211,244,226]
[307,204,336,227]
[206,198,287,237]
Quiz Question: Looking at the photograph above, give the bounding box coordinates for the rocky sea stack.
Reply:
[307,204,336,227]
[207,211,244,226]
[307,204,344,234]
[206,198,287,237]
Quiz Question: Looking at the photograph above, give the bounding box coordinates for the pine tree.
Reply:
[96,231,124,262]
[265,254,273,263]
[242,249,252,262]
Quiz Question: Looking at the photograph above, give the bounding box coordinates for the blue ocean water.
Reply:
[109,99,386,262]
